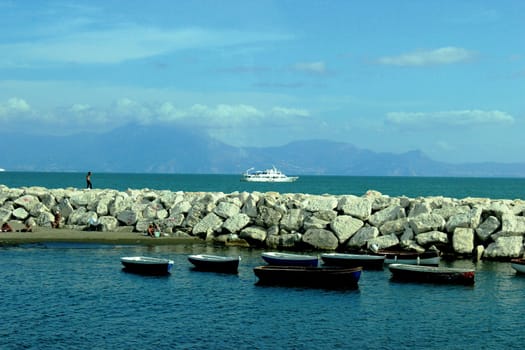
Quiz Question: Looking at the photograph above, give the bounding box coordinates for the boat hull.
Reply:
[121,256,174,275]
[188,254,240,273]
[254,265,362,289]
[241,167,298,182]
[381,250,441,266]
[321,253,385,270]
[261,252,319,267]
[510,258,525,274]
[389,264,475,285]
[241,176,298,183]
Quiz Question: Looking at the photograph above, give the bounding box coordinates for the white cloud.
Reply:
[1,25,292,66]
[386,110,514,127]
[0,97,32,119]
[292,61,327,74]
[271,107,310,117]
[377,47,475,66]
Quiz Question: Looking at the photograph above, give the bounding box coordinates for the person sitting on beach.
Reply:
[52,211,61,228]
[1,222,13,232]
[147,224,155,238]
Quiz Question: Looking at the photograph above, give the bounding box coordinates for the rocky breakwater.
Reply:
[1,185,524,260]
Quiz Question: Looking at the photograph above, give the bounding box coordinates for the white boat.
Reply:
[120,256,174,275]
[380,250,441,266]
[241,166,298,183]
[321,253,385,270]
[511,258,525,274]
[261,252,318,267]
[187,254,241,273]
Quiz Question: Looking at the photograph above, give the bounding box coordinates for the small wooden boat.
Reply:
[253,265,362,289]
[120,256,174,275]
[321,252,385,270]
[187,254,241,273]
[380,250,441,266]
[261,252,319,267]
[388,263,475,285]
[510,258,525,274]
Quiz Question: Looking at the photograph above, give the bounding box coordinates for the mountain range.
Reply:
[1,124,524,177]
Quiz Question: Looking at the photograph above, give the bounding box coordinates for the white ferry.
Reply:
[241,166,298,183]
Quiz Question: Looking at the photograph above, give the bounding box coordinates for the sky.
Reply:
[1,0,524,164]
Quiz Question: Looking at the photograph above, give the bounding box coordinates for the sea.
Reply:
[1,172,525,349]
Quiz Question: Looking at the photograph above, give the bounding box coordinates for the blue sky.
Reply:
[1,0,523,163]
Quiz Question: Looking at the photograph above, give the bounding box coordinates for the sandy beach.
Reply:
[0,226,202,246]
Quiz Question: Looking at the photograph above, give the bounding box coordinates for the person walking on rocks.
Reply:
[86,171,93,189]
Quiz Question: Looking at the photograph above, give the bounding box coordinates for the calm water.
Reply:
[1,172,525,349]
[1,243,524,349]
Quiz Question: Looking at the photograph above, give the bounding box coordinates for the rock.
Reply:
[255,205,282,227]
[476,216,500,242]
[409,213,446,234]
[483,236,523,259]
[214,200,241,219]
[452,227,474,255]
[368,205,406,227]
[192,212,223,239]
[302,195,338,212]
[14,195,41,212]
[12,207,29,220]
[445,207,482,232]
[347,226,379,249]
[337,195,372,220]
[330,215,364,243]
[302,228,339,250]
[408,201,432,217]
[280,208,305,232]
[266,232,302,249]
[116,210,138,226]
[367,234,399,250]
[240,225,267,244]
[500,213,525,235]
[415,230,449,246]
[379,217,409,236]
[222,213,251,233]
[303,214,330,230]
[0,208,11,223]
[98,216,118,231]
[241,194,259,218]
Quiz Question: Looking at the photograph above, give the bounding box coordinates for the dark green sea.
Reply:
[1,172,525,349]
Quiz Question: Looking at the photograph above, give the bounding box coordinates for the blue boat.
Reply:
[261,252,319,267]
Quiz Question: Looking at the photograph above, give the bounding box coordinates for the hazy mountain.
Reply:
[1,124,524,177]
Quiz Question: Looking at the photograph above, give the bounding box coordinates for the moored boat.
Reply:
[261,252,319,267]
[253,265,362,289]
[120,256,174,275]
[388,263,475,285]
[510,258,525,274]
[380,250,441,266]
[241,166,298,182]
[188,254,241,273]
[321,252,385,270]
